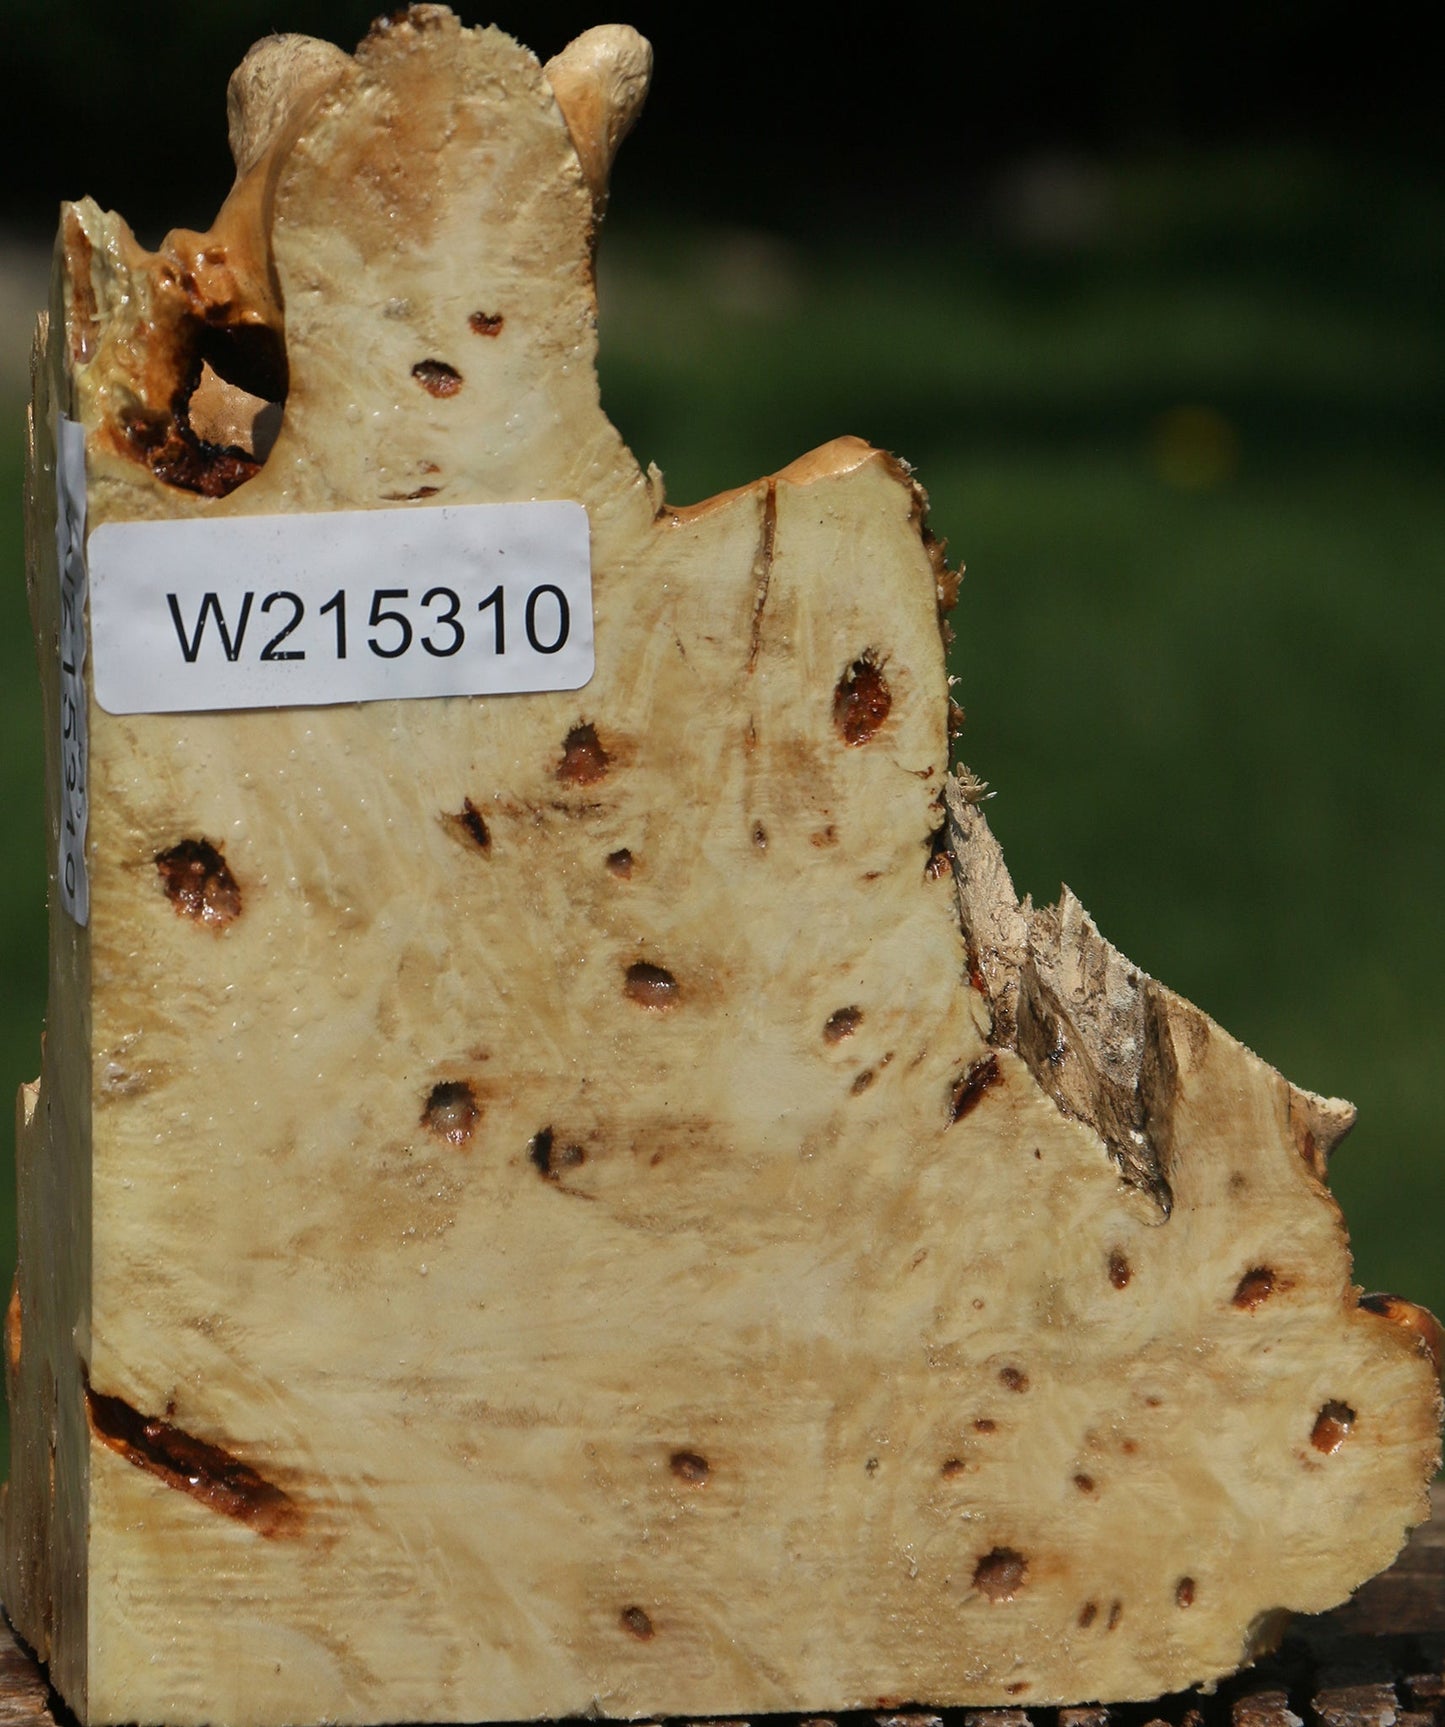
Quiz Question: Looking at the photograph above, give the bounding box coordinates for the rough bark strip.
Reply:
[948,780,1174,1212]
[1014,894,1173,1216]
[945,787,1028,1044]
[946,775,1366,1222]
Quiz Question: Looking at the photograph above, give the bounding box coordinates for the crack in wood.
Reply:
[747,479,777,672]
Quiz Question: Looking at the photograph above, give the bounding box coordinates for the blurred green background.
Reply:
[1,5,1441,1470]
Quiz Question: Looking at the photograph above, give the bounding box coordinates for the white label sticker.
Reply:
[56,416,90,927]
[88,501,594,715]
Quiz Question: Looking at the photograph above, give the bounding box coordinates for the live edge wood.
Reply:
[6,8,1440,1726]
[3,1485,1444,1727]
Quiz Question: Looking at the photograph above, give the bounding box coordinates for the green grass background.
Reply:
[1,149,1441,1462]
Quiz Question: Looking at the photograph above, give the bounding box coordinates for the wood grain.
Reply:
[3,1485,1441,1726]
[6,9,1440,1724]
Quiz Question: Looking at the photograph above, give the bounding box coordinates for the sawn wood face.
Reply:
[3,11,1439,1725]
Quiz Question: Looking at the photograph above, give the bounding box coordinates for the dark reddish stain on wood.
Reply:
[448,799,490,851]
[625,962,679,1009]
[1176,1576,1197,1607]
[974,1546,1028,1602]
[412,359,463,396]
[423,1080,480,1144]
[824,1006,862,1043]
[529,1127,585,1180]
[669,1450,710,1484]
[1074,1472,1096,1494]
[833,651,892,745]
[973,1418,997,1434]
[106,252,286,499]
[606,848,634,878]
[1079,1601,1099,1628]
[528,1127,555,1175]
[85,1381,299,1537]
[1108,1250,1132,1290]
[950,1053,1000,1123]
[999,1365,1029,1393]
[123,406,261,498]
[468,311,505,336]
[1311,1401,1356,1454]
[1233,1266,1276,1310]
[620,1605,654,1640]
[851,1068,875,1095]
[557,722,611,785]
[155,838,242,925]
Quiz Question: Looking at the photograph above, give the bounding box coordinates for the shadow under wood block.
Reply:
[3,8,1441,1726]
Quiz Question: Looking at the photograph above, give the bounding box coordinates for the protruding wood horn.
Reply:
[544,25,652,212]
[1360,1292,1444,1379]
[227,33,353,180]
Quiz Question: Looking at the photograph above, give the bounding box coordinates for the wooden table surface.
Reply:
[3,1487,1441,1727]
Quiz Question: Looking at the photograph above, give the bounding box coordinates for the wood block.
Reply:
[1234,1693,1305,1727]
[3,8,1440,1725]
[1312,1687,1405,1727]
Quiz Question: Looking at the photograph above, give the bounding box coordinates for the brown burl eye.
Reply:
[833,651,891,745]
[155,839,242,925]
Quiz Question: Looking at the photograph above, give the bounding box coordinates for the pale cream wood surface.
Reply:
[2,9,1439,1726]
